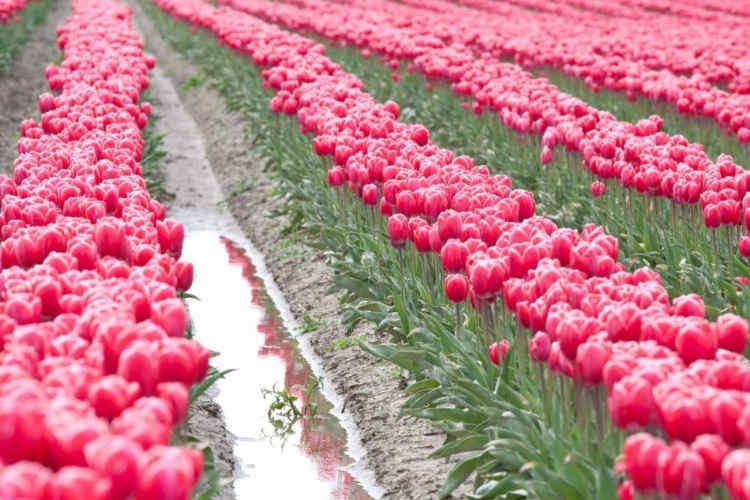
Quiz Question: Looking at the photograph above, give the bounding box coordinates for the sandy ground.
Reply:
[127,2,473,499]
[0,0,69,172]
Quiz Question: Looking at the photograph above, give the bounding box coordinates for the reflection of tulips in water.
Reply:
[220,236,365,498]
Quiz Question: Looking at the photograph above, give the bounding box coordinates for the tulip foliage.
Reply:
[0,0,220,498]
[147,0,750,498]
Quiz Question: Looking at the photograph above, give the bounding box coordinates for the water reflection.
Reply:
[183,231,372,500]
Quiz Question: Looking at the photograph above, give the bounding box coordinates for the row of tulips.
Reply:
[457,0,746,25]
[220,0,750,270]
[0,0,214,498]
[0,0,27,22]
[151,0,750,497]
[314,0,750,136]
[400,0,750,116]
[616,0,750,19]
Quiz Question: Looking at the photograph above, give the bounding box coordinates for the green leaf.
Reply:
[404,378,440,395]
[430,435,489,459]
[439,452,482,500]
[404,408,486,426]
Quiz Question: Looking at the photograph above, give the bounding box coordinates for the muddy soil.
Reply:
[129,1,471,499]
[0,0,69,172]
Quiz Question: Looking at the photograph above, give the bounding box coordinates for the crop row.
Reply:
[0,0,27,21]
[218,0,750,321]
[0,0,216,498]
[222,0,750,231]
[150,0,750,498]
[295,0,750,142]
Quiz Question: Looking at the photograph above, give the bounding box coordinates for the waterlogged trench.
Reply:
[144,58,380,499]
[185,232,372,500]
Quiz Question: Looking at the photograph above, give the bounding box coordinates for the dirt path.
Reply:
[0,0,69,172]
[129,1,470,499]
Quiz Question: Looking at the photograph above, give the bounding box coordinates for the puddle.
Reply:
[183,231,375,500]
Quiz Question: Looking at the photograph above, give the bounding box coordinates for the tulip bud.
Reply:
[717,314,749,353]
[672,293,705,318]
[624,433,667,492]
[590,181,606,198]
[47,466,112,500]
[540,146,553,165]
[156,219,185,258]
[489,340,509,365]
[174,261,194,292]
[444,274,468,304]
[690,434,730,485]
[741,236,750,258]
[656,442,706,500]
[675,320,717,365]
[0,462,53,498]
[576,341,612,385]
[387,214,409,249]
[136,446,203,500]
[156,382,190,426]
[88,375,141,421]
[440,240,468,274]
[361,184,378,207]
[327,167,345,188]
[118,340,162,396]
[84,436,143,500]
[151,299,189,338]
[528,332,551,362]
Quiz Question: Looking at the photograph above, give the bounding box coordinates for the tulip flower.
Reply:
[84,436,143,500]
[489,340,510,365]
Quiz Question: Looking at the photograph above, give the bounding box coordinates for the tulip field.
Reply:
[4,0,750,498]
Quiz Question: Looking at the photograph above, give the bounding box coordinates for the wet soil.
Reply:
[0,0,70,172]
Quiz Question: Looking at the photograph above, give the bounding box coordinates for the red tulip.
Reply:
[672,294,705,318]
[740,236,750,258]
[150,299,189,338]
[327,167,345,187]
[47,466,112,500]
[0,462,53,498]
[528,331,551,362]
[88,375,141,421]
[361,184,378,206]
[159,337,210,386]
[174,261,194,292]
[617,480,634,500]
[659,393,709,444]
[441,240,468,273]
[437,210,462,243]
[118,340,162,397]
[675,320,718,365]
[136,446,203,500]
[46,415,111,468]
[690,434,730,486]
[489,340,510,365]
[445,274,468,303]
[576,341,611,385]
[717,314,749,353]
[624,433,667,493]
[156,218,185,258]
[387,214,409,248]
[608,375,655,431]
[656,442,706,500]
[84,436,143,500]
[590,181,606,197]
